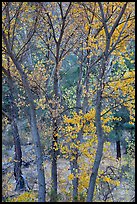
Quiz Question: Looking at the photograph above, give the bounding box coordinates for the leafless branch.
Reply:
[57,2,64,20]
[101,98,134,117]
[2,110,12,121]
[110,2,128,37]
[16,16,38,60]
[38,34,56,59]
[46,12,57,44]
[11,2,23,50]
[98,2,109,38]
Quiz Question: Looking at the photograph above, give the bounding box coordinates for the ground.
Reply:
[2,141,135,202]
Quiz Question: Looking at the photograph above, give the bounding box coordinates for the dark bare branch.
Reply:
[46,12,57,44]
[2,110,12,121]
[98,2,109,38]
[57,2,64,20]
[16,16,38,60]
[110,2,128,37]
[11,2,23,50]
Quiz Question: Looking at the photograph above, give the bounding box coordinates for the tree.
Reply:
[2,65,28,191]
[37,2,80,201]
[84,2,135,201]
[68,2,135,202]
[2,3,46,201]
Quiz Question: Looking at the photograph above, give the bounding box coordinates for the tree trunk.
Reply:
[30,108,46,202]
[116,140,121,160]
[83,48,90,114]
[86,137,104,202]
[51,62,61,201]
[51,120,58,202]
[17,67,46,202]
[70,67,83,202]
[115,129,121,160]
[7,72,24,191]
[13,125,23,191]
[2,30,46,202]
[86,89,104,202]
[70,150,79,202]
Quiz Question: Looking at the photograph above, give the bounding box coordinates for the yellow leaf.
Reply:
[68,173,74,181]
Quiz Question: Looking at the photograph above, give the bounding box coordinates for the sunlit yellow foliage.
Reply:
[68,173,74,181]
[9,191,37,202]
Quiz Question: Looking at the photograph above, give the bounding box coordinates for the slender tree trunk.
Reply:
[86,89,104,202]
[83,48,90,114]
[70,150,79,202]
[86,137,104,202]
[2,30,46,202]
[30,108,46,202]
[116,140,121,160]
[51,62,61,201]
[13,123,23,191]
[51,119,58,201]
[3,65,29,191]
[115,129,121,160]
[7,71,24,191]
[69,64,83,202]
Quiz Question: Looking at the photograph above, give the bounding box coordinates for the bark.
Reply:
[3,66,30,191]
[116,140,121,160]
[7,72,23,191]
[86,3,119,200]
[83,47,90,114]
[69,64,83,202]
[2,30,46,202]
[29,108,45,202]
[86,137,104,202]
[49,4,70,198]
[86,89,104,202]
[115,128,121,160]
[50,62,61,201]
[70,151,79,202]
[51,119,58,202]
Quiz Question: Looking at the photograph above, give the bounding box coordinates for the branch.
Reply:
[2,110,12,121]
[56,3,72,51]
[98,2,109,38]
[38,34,56,59]
[59,26,79,60]
[5,2,11,43]
[56,2,72,51]
[61,43,77,59]
[94,12,116,38]
[59,107,83,117]
[109,14,131,53]
[81,2,102,21]
[64,2,72,20]
[16,15,38,60]
[109,34,129,56]
[11,2,23,50]
[46,12,57,44]
[57,2,64,20]
[2,66,11,79]
[110,2,128,37]
[83,54,104,85]
[101,98,134,117]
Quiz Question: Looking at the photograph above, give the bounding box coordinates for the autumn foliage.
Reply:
[2,2,135,202]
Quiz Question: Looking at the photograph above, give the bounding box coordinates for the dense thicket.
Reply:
[2,2,135,202]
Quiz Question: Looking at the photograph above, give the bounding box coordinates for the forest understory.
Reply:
[2,122,135,202]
